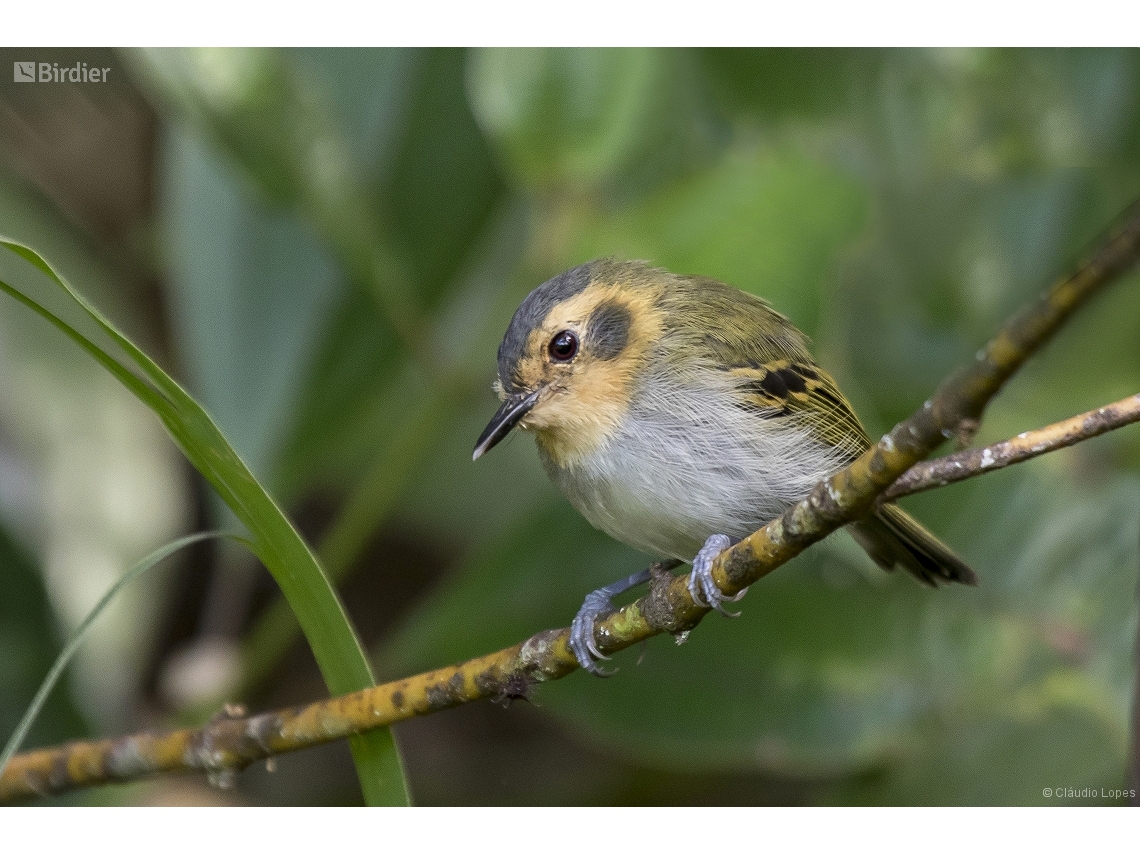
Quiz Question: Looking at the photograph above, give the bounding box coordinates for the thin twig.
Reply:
[883,394,1140,501]
[3,202,1140,804]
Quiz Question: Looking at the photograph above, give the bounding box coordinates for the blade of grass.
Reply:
[234,381,454,697]
[0,532,232,778]
[0,238,408,805]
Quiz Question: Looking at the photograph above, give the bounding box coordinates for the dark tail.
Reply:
[849,504,978,587]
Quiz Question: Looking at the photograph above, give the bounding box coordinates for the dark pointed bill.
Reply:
[472,390,541,460]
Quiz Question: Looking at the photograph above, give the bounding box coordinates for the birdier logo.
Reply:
[13,61,109,83]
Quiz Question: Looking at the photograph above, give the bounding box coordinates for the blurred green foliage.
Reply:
[0,47,1138,805]
[0,527,88,770]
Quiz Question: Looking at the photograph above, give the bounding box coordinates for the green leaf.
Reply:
[0,239,408,805]
[161,125,346,481]
[379,48,507,307]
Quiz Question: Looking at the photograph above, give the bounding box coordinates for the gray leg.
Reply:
[570,567,653,675]
[687,534,748,616]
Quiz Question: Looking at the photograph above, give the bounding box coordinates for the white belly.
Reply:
[541,379,850,562]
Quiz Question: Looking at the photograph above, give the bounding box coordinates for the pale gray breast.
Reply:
[542,368,850,562]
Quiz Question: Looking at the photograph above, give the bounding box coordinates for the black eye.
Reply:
[548,330,579,362]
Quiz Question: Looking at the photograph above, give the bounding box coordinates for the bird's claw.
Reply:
[687,533,748,616]
[570,589,617,676]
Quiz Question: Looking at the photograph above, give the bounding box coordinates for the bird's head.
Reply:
[473,259,666,467]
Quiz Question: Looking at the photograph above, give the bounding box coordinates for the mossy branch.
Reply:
[3,202,1139,804]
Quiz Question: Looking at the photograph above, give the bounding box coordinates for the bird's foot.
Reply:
[569,567,652,675]
[687,534,748,616]
[570,590,617,676]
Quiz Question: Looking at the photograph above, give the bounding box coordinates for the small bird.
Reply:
[474,259,976,673]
